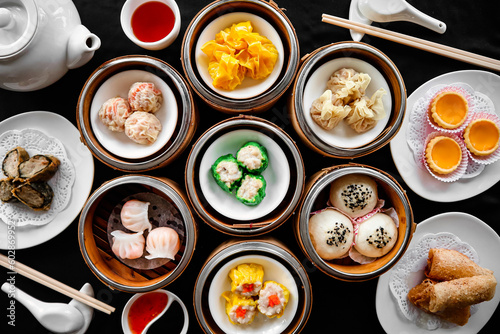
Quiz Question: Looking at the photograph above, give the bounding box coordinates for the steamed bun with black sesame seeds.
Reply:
[354,213,397,258]
[329,174,378,218]
[308,208,354,260]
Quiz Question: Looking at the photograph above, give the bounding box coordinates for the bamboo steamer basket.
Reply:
[77,55,198,172]
[288,42,407,158]
[194,237,312,333]
[181,0,300,114]
[78,175,198,292]
[185,115,305,236]
[294,163,415,282]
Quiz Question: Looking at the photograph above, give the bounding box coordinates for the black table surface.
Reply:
[1,0,499,333]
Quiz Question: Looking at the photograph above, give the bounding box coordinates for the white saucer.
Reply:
[208,254,299,334]
[90,70,178,159]
[390,70,500,202]
[0,111,94,249]
[302,57,392,148]
[195,12,284,99]
[199,129,290,221]
[376,212,500,333]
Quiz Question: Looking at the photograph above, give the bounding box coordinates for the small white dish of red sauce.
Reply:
[120,0,181,50]
[121,289,189,334]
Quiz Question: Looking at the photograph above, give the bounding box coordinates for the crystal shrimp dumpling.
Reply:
[128,82,163,113]
[98,96,132,132]
[145,226,180,260]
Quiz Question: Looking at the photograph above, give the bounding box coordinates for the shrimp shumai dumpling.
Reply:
[124,111,162,145]
[98,97,132,132]
[145,227,180,260]
[128,82,163,113]
[120,199,153,232]
[111,230,145,260]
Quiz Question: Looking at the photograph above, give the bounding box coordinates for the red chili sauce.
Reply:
[131,1,175,43]
[128,292,169,334]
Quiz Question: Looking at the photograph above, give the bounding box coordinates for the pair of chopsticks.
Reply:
[321,14,500,72]
[0,254,115,314]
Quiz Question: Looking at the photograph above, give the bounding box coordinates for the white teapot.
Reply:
[0,0,101,91]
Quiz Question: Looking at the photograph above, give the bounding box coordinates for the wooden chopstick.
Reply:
[321,14,500,72]
[0,254,115,314]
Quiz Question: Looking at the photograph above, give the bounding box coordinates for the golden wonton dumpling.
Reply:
[201,21,278,91]
[310,89,351,130]
[327,68,371,104]
[345,88,387,133]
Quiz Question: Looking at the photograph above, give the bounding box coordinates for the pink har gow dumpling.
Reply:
[145,227,180,260]
[128,82,163,113]
[120,199,153,232]
[111,230,145,260]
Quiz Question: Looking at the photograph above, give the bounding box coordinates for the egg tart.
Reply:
[425,136,462,174]
[430,91,468,129]
[463,118,500,156]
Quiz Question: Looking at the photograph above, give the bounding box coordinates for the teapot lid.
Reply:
[0,0,37,58]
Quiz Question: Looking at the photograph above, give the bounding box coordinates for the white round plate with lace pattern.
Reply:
[375,212,500,334]
[0,112,94,249]
[390,70,500,202]
[0,128,75,227]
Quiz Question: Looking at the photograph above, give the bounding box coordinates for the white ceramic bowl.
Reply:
[121,289,189,334]
[198,129,290,221]
[90,69,178,159]
[120,0,181,50]
[194,12,285,100]
[208,255,299,333]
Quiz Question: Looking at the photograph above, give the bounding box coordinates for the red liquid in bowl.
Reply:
[131,1,175,43]
[128,292,168,334]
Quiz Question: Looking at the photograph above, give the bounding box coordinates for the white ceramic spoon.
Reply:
[1,282,85,333]
[122,289,189,334]
[349,0,446,41]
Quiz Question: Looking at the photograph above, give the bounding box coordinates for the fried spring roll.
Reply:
[426,248,493,281]
[428,274,497,313]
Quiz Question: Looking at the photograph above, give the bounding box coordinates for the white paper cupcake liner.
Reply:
[425,83,475,134]
[422,132,468,183]
[464,112,500,165]
[407,82,497,181]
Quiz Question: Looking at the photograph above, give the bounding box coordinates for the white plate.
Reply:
[209,255,299,334]
[90,70,178,159]
[376,212,500,334]
[195,12,285,100]
[199,129,290,221]
[390,70,500,202]
[302,57,392,148]
[0,111,94,249]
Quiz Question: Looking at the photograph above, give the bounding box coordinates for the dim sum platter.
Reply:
[194,12,285,100]
[90,70,178,159]
[199,129,290,221]
[0,111,94,249]
[375,212,500,333]
[208,255,299,333]
[390,70,500,202]
[302,57,392,148]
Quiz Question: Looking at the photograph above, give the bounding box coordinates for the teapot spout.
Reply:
[67,25,101,69]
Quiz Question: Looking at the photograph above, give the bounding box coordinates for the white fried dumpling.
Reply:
[145,227,180,260]
[345,88,387,133]
[120,200,153,232]
[310,89,351,130]
[124,111,162,145]
[327,68,371,104]
[111,230,145,260]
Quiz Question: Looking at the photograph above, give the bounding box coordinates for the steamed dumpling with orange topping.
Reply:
[201,21,278,91]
